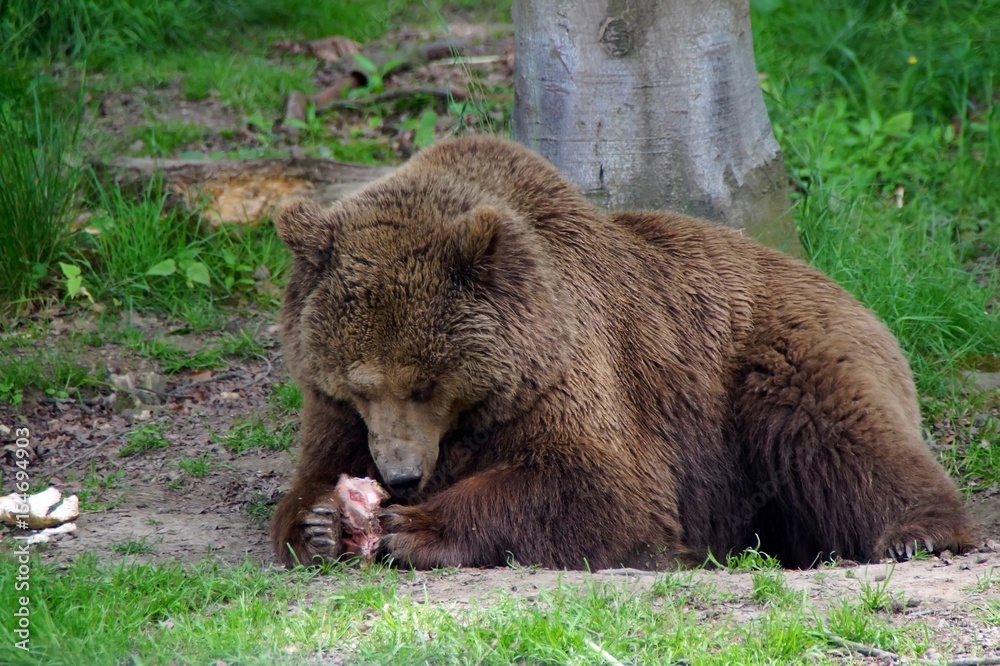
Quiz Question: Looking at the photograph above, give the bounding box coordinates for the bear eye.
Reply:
[409,380,437,403]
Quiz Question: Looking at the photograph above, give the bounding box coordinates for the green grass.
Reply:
[2,0,229,64]
[246,490,277,529]
[96,49,317,115]
[936,397,1000,491]
[0,323,268,405]
[795,193,1000,392]
[119,423,169,457]
[269,380,303,413]
[969,568,998,593]
[0,554,935,665]
[825,600,929,654]
[111,326,268,374]
[218,413,295,454]
[0,87,81,311]
[720,542,783,572]
[856,569,895,613]
[753,0,1000,394]
[67,180,289,318]
[0,0,408,65]
[74,463,127,512]
[980,600,1000,626]
[0,350,102,404]
[110,536,155,556]
[128,120,212,157]
[751,570,800,607]
[178,453,218,478]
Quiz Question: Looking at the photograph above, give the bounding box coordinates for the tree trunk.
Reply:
[512,0,797,253]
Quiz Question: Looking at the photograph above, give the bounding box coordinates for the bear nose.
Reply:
[385,470,422,498]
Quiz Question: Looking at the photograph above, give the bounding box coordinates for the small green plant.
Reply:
[283,102,328,142]
[0,378,23,406]
[0,356,36,402]
[324,137,394,164]
[741,611,816,661]
[130,121,211,157]
[980,600,1000,627]
[719,539,782,572]
[218,414,294,453]
[857,569,895,613]
[217,248,257,292]
[824,599,928,655]
[178,454,217,478]
[968,567,998,593]
[270,381,303,413]
[49,357,99,398]
[751,571,799,607]
[215,329,268,359]
[650,569,693,593]
[76,463,127,511]
[120,423,169,457]
[110,536,154,556]
[58,261,93,303]
[246,490,275,529]
[145,252,211,290]
[651,571,720,610]
[349,53,408,96]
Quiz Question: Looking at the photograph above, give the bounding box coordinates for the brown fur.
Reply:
[269,135,976,570]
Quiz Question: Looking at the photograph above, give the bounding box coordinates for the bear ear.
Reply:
[450,205,507,287]
[274,198,339,266]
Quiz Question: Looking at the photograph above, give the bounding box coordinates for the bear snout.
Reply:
[369,433,432,497]
[383,470,423,499]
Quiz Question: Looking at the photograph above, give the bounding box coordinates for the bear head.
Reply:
[275,182,573,498]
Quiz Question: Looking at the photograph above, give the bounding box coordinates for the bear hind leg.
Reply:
[735,345,975,567]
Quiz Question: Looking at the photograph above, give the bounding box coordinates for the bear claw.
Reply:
[885,537,939,562]
[300,502,342,561]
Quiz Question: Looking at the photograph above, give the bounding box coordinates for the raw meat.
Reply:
[334,474,389,561]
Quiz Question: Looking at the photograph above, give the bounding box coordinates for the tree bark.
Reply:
[512,0,797,252]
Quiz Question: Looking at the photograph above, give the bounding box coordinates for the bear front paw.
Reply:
[271,492,344,567]
[876,517,976,562]
[300,497,344,557]
[382,505,463,568]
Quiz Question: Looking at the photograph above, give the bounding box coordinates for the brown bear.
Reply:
[269,135,976,570]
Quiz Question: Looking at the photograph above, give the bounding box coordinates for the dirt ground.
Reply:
[2,20,999,663]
